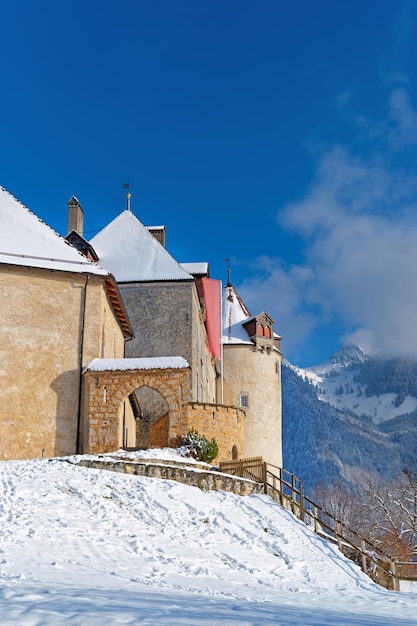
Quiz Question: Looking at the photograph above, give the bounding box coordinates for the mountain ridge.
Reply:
[282,344,417,491]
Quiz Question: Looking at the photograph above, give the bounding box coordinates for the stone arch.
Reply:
[82,364,191,455]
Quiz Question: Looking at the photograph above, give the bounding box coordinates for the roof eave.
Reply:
[105,276,135,339]
[117,277,195,284]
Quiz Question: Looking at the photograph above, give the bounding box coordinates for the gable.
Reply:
[243,312,275,339]
[0,186,108,277]
[66,231,99,262]
[90,211,193,283]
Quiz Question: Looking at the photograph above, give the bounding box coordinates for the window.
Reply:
[265,325,271,338]
[258,324,264,336]
[240,393,249,408]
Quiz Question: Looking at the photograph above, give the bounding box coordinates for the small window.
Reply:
[258,324,264,336]
[265,325,271,338]
[240,393,249,407]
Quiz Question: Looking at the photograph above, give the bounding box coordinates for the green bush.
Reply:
[179,428,219,463]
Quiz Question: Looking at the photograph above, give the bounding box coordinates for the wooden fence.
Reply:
[219,458,417,591]
[219,457,266,484]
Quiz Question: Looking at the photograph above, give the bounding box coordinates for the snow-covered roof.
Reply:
[222,284,253,345]
[180,262,209,276]
[90,210,193,283]
[84,356,190,373]
[0,186,108,276]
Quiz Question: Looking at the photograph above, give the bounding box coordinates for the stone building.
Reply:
[0,187,134,461]
[89,208,218,404]
[80,200,283,464]
[0,185,283,465]
[84,207,223,449]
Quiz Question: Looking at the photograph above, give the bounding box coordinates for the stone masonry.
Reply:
[82,367,191,454]
[82,366,244,461]
[180,402,245,463]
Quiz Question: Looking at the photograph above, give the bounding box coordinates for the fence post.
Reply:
[390,560,400,591]
[262,462,267,494]
[290,474,295,515]
[361,539,367,574]
[336,521,342,551]
[299,482,305,522]
[314,505,319,534]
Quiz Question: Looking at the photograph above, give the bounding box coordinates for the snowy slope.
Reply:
[1,451,417,625]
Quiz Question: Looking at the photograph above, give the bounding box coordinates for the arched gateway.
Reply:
[81,357,191,455]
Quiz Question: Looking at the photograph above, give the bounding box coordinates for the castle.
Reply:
[0,187,282,465]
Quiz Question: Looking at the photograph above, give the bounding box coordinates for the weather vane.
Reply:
[224,258,231,286]
[122,182,131,211]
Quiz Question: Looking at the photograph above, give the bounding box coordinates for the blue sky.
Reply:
[1,1,417,366]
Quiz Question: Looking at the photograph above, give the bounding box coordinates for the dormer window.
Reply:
[242,311,276,346]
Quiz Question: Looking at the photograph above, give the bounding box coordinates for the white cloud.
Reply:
[387,88,417,147]
[239,262,319,357]
[239,88,417,361]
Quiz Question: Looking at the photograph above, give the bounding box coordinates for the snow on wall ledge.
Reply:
[84,356,190,372]
[72,457,263,496]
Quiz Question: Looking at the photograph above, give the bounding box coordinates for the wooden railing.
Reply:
[219,457,266,484]
[219,458,417,591]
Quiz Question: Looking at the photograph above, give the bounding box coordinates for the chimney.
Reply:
[67,196,84,236]
[147,226,166,247]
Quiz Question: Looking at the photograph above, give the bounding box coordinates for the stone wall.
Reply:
[180,402,245,463]
[71,458,264,496]
[119,281,217,404]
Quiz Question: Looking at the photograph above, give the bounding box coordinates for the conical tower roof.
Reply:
[90,210,193,283]
[222,283,253,345]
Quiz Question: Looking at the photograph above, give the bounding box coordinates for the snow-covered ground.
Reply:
[1,450,417,625]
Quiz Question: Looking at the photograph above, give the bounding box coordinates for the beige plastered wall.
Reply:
[222,344,282,466]
[0,264,126,461]
[118,399,136,448]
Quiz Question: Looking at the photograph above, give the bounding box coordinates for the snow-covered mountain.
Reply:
[291,344,417,424]
[282,345,417,491]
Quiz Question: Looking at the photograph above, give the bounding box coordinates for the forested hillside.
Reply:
[282,362,414,492]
